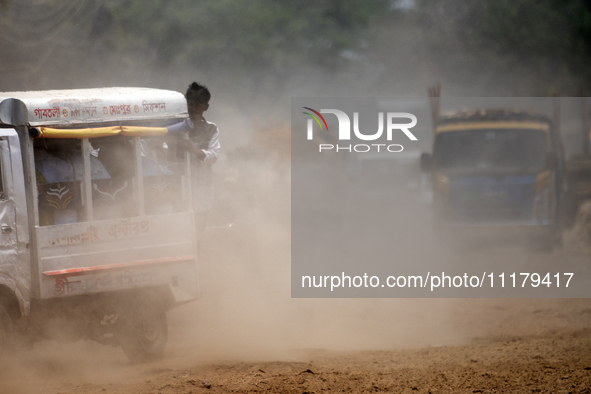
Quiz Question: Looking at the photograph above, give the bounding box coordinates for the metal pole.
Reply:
[133,136,145,216]
[81,138,93,222]
[19,127,40,297]
[185,139,192,208]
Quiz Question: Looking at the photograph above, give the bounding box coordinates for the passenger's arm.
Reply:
[166,118,192,134]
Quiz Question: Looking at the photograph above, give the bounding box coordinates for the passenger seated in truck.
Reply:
[53,144,111,181]
[34,149,76,225]
[34,149,74,184]
[36,145,111,224]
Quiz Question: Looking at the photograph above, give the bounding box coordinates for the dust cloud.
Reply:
[1,2,591,392]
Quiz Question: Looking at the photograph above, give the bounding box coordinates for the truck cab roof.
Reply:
[0,87,188,127]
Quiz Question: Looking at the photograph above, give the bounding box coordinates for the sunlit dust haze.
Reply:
[1,0,591,393]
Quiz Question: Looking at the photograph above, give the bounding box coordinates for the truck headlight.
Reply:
[532,187,550,223]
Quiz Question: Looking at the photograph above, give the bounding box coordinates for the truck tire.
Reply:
[0,305,14,357]
[118,291,168,363]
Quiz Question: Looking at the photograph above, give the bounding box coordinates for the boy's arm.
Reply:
[166,118,192,134]
[166,118,203,157]
[171,121,220,163]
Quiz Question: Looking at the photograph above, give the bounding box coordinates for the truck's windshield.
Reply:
[435,128,548,173]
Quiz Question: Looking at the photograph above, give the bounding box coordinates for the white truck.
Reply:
[0,88,201,362]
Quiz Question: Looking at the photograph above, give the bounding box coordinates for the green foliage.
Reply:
[103,0,390,75]
[2,0,591,96]
[387,0,591,95]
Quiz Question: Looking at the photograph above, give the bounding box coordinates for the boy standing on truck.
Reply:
[167,82,221,241]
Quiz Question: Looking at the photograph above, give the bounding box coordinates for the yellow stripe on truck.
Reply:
[436,121,550,133]
[120,126,168,136]
[36,125,169,138]
[37,126,121,138]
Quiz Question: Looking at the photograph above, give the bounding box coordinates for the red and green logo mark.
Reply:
[302,107,329,133]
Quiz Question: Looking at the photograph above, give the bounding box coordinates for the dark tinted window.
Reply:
[435,129,547,172]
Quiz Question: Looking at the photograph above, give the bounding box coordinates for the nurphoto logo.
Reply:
[302,107,418,153]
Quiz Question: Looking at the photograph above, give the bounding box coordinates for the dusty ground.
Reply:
[2,298,591,393]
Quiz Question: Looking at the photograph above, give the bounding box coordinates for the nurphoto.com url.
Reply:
[301,272,574,292]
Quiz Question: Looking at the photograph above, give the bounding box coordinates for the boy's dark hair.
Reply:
[185,82,211,105]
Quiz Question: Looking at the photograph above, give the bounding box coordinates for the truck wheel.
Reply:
[118,291,168,363]
[0,305,14,356]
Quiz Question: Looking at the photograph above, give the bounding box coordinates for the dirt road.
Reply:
[2,298,591,393]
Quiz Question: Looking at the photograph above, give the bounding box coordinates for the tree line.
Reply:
[0,0,591,99]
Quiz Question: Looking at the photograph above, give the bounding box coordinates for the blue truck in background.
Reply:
[421,109,568,252]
